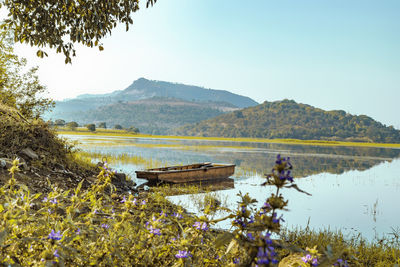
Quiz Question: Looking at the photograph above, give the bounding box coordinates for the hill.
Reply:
[45,78,258,119]
[175,99,400,143]
[45,78,258,133]
[56,97,238,134]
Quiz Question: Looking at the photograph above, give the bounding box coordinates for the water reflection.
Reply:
[62,134,400,178]
[61,134,400,240]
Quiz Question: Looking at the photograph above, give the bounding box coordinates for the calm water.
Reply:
[62,134,400,241]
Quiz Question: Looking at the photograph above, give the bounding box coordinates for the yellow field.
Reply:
[56,127,400,149]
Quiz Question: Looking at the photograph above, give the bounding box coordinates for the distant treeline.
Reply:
[58,99,225,135]
[176,99,400,143]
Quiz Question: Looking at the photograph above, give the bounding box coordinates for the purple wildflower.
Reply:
[175,250,191,258]
[272,213,285,224]
[53,249,60,258]
[48,230,62,240]
[233,258,240,264]
[160,211,168,217]
[275,154,282,164]
[247,233,255,241]
[262,232,273,245]
[256,246,278,265]
[121,196,126,203]
[76,228,81,235]
[234,218,246,228]
[149,227,161,235]
[141,199,147,205]
[101,223,110,229]
[42,197,48,202]
[262,202,271,210]
[49,198,58,205]
[302,254,312,263]
[193,221,209,231]
[173,212,183,219]
[248,215,255,224]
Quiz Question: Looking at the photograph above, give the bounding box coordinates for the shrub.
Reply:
[54,119,66,126]
[66,121,78,130]
[86,124,96,132]
[114,124,123,130]
[98,122,107,129]
[126,126,140,134]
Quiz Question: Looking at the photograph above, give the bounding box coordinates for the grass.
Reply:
[280,227,400,266]
[75,151,170,170]
[56,127,400,149]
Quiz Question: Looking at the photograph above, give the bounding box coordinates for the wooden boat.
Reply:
[135,162,235,183]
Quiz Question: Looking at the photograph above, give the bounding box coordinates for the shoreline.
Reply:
[56,128,400,149]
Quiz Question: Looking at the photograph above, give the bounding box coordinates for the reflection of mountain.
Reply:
[220,153,389,178]
[69,134,400,179]
[204,144,400,178]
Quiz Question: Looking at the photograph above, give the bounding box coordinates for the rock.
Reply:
[0,159,6,169]
[18,148,39,160]
[0,158,13,169]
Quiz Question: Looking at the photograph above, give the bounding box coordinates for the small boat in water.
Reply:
[135,162,235,183]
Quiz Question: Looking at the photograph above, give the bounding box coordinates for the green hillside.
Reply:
[175,99,400,143]
[61,97,235,134]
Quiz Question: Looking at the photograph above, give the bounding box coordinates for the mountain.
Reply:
[118,78,258,108]
[175,99,400,143]
[45,78,258,133]
[47,78,258,117]
[51,97,239,134]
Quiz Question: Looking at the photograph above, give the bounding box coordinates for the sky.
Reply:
[10,0,400,129]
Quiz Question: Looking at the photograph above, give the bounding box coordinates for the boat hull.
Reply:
[135,163,235,183]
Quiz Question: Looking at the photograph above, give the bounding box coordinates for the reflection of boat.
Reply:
[135,162,235,183]
[137,178,235,195]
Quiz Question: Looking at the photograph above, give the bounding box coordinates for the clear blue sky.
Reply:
[13,0,400,128]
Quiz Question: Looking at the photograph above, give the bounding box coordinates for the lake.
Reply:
[61,134,400,241]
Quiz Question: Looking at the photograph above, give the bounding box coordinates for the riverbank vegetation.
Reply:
[1,154,399,266]
[56,127,400,149]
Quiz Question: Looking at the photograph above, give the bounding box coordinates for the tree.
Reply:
[86,124,96,132]
[126,126,140,134]
[1,0,157,63]
[98,122,107,129]
[66,121,79,130]
[0,27,54,119]
[114,124,123,130]
[54,119,66,126]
